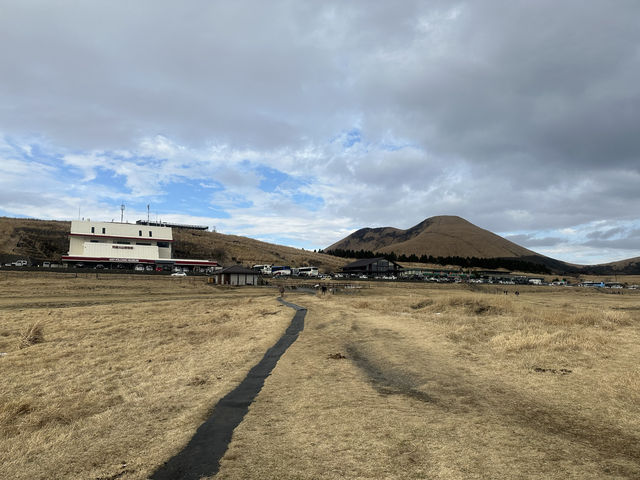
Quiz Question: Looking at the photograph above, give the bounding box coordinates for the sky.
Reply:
[1,0,639,265]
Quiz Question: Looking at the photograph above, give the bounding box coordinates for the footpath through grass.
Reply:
[1,274,640,479]
[216,284,640,479]
[0,272,291,480]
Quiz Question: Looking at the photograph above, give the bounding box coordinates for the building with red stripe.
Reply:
[62,220,219,272]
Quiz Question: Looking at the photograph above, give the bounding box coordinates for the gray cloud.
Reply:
[582,228,640,249]
[1,1,640,262]
[586,227,626,240]
[504,234,565,248]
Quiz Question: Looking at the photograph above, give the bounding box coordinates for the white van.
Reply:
[252,264,272,275]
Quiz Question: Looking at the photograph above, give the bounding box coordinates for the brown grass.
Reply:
[2,274,640,479]
[0,272,290,480]
[18,320,45,349]
[172,229,349,272]
[216,283,640,479]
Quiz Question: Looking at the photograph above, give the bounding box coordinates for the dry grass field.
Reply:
[0,272,291,480]
[217,283,640,479]
[2,273,640,479]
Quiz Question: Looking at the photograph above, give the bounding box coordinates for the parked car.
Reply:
[171,271,187,277]
[95,264,105,269]
[134,264,145,272]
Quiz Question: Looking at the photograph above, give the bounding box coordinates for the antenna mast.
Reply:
[120,203,125,223]
[147,204,150,224]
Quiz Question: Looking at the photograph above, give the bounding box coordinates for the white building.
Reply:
[62,220,219,271]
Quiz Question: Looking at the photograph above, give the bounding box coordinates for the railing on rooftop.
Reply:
[135,220,208,230]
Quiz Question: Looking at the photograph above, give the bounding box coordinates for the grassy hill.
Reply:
[328,216,542,258]
[0,217,348,272]
[171,228,347,272]
[326,215,640,275]
[0,217,70,265]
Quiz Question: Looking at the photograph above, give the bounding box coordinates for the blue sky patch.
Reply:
[255,164,291,192]
[292,192,323,211]
[343,128,362,148]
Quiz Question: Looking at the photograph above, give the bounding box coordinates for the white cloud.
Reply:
[1,2,640,263]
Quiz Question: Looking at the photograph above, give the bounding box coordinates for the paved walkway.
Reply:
[151,298,307,480]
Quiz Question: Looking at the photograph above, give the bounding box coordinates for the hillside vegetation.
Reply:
[0,217,348,271]
[0,217,69,265]
[327,216,538,259]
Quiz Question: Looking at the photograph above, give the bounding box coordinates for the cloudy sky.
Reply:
[1,1,639,264]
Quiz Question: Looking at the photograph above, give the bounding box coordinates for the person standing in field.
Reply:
[279,285,285,297]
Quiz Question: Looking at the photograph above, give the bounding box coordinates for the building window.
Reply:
[90,240,99,243]
[102,227,106,234]
[116,241,131,245]
[139,230,142,236]
[136,242,151,246]
[157,241,170,248]
[148,231,153,237]
[91,227,95,233]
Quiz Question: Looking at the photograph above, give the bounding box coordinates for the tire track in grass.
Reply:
[151,298,306,480]
[346,338,640,478]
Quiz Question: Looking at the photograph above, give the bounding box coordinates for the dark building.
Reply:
[342,257,403,276]
[212,265,259,285]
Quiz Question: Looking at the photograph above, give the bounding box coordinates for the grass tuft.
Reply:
[353,301,370,309]
[18,321,45,349]
[431,295,510,316]
[410,299,433,310]
[187,376,208,386]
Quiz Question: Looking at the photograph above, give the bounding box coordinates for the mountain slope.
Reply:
[326,215,640,274]
[327,216,540,259]
[581,256,640,275]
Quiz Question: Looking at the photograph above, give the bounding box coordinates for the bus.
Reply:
[252,264,272,275]
[271,265,292,277]
[298,266,319,277]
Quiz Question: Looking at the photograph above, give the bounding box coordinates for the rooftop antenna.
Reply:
[147,204,150,224]
[120,202,125,223]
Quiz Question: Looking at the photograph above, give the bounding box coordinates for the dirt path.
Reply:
[151,299,307,480]
[212,292,640,479]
